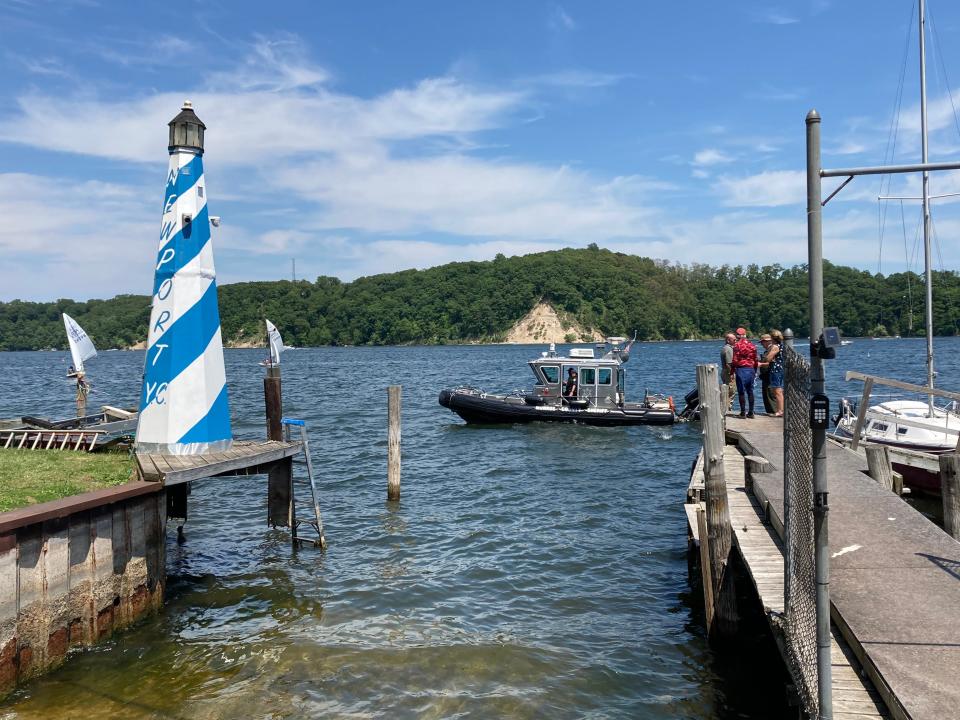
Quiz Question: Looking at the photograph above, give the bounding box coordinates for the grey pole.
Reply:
[806,109,832,720]
[783,328,794,351]
[919,0,935,416]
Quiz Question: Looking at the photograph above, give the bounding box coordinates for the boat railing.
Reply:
[843,371,960,450]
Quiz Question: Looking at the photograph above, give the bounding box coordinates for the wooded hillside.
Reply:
[1,247,958,350]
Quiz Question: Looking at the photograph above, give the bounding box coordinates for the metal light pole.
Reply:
[805,109,832,720]
[919,0,935,415]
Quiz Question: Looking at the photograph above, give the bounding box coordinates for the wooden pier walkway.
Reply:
[136,439,301,485]
[690,414,960,720]
[687,429,888,719]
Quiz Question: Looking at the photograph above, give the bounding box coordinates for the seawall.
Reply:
[0,481,165,697]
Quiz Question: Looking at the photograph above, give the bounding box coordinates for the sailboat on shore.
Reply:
[834,0,960,488]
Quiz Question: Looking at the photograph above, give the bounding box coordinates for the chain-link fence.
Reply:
[782,346,818,717]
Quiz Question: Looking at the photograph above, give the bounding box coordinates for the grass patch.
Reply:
[0,449,135,512]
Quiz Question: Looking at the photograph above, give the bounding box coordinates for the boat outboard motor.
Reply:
[678,387,699,421]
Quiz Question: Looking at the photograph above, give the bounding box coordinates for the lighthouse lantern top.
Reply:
[168,100,206,153]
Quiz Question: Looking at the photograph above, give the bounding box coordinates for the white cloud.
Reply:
[271,152,661,240]
[755,10,799,25]
[549,7,576,32]
[693,149,734,167]
[0,173,156,300]
[715,170,806,207]
[0,76,524,165]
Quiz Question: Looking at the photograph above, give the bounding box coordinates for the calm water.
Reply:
[1,338,957,719]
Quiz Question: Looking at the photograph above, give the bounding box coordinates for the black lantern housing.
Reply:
[168,100,206,153]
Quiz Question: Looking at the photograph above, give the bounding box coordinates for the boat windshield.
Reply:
[539,365,559,384]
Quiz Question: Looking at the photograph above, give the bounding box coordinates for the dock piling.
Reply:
[264,365,282,441]
[695,504,715,633]
[864,445,894,492]
[264,364,294,531]
[938,453,960,540]
[387,385,401,501]
[695,363,737,637]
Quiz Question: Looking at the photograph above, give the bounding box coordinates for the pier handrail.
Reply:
[844,370,960,403]
[844,371,960,451]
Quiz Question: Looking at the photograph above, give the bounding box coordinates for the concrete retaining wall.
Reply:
[0,482,165,697]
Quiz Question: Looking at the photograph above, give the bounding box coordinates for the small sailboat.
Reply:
[259,319,286,367]
[63,313,97,405]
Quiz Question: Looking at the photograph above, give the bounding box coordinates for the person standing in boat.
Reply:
[563,368,579,399]
[731,327,759,418]
[720,333,736,412]
[67,365,89,413]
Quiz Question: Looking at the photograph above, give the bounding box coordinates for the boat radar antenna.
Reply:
[610,331,638,363]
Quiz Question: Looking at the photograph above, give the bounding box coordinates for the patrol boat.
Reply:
[438,338,676,426]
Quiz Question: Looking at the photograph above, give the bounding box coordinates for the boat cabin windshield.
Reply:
[529,354,624,406]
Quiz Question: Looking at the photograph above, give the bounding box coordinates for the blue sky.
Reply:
[3,0,960,301]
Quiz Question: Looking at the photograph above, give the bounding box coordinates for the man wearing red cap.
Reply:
[731,327,759,418]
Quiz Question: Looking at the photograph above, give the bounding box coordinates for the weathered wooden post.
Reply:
[865,445,894,492]
[387,385,401,501]
[265,363,294,532]
[695,504,715,633]
[696,363,738,637]
[264,365,283,441]
[938,453,960,540]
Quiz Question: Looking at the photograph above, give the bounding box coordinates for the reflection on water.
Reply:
[1,338,957,718]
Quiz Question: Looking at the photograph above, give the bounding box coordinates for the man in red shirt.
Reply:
[731,327,759,418]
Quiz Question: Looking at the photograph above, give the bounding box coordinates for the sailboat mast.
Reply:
[919,0,935,415]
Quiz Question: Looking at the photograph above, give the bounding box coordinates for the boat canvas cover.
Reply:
[62,313,97,372]
[266,319,285,366]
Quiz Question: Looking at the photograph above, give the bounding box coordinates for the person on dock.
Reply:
[759,330,784,416]
[731,327,759,418]
[720,333,736,412]
[757,335,775,414]
[563,368,578,400]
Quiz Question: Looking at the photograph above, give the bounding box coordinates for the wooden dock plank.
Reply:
[725,413,960,720]
[135,439,301,486]
[687,439,888,718]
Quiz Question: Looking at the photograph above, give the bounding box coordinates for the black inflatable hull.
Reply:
[438,390,675,426]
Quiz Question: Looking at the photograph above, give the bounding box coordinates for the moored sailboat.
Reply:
[834,0,960,491]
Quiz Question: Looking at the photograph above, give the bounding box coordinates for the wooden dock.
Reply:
[687,424,889,719]
[689,413,960,719]
[136,439,301,485]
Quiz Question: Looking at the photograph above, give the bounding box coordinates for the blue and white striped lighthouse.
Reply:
[135,101,232,454]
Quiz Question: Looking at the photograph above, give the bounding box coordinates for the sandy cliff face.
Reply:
[503,302,603,344]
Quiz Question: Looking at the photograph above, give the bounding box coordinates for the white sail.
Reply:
[62,313,97,373]
[266,319,285,366]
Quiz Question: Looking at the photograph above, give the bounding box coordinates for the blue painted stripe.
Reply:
[152,204,210,295]
[163,154,203,209]
[139,279,221,410]
[177,383,232,445]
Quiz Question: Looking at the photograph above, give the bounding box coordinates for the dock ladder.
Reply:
[281,417,327,549]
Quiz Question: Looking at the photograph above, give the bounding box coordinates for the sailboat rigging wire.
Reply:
[901,200,914,334]
[878,1,916,275]
[928,4,960,144]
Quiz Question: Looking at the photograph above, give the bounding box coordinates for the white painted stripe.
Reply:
[137,327,227,445]
[157,174,207,253]
[146,243,216,348]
